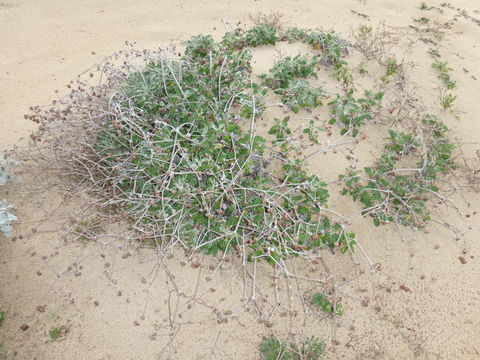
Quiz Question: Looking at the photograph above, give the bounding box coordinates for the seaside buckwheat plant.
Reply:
[14,21,467,359]
[27,26,356,264]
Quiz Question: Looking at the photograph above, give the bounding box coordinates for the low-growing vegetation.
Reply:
[381,57,401,83]
[48,326,67,341]
[22,22,460,275]
[260,336,325,360]
[10,18,468,359]
[0,309,5,327]
[28,25,357,265]
[432,59,456,89]
[311,293,344,316]
[439,92,457,110]
[279,80,325,113]
[428,48,457,110]
[328,90,384,137]
[259,54,320,89]
[340,115,455,228]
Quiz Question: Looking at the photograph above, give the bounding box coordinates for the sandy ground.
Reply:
[1,0,480,359]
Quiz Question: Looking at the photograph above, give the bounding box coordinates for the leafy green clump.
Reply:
[280,27,310,43]
[259,54,326,113]
[420,2,434,10]
[439,92,456,110]
[221,28,247,50]
[414,16,431,24]
[328,90,384,137]
[49,327,61,340]
[221,24,278,50]
[340,115,456,227]
[92,30,354,263]
[260,337,325,360]
[421,115,456,177]
[311,293,344,315]
[0,309,5,326]
[381,58,401,83]
[280,28,348,65]
[259,54,320,89]
[279,80,325,113]
[244,24,278,47]
[307,31,348,65]
[48,326,67,341]
[268,117,293,153]
[184,35,217,60]
[332,62,353,89]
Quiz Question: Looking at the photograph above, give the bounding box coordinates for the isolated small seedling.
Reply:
[260,338,290,360]
[0,309,5,326]
[414,16,430,24]
[355,25,373,40]
[303,119,323,144]
[49,326,67,341]
[428,48,440,58]
[420,2,433,10]
[439,92,456,110]
[381,57,400,83]
[357,61,368,74]
[311,293,344,316]
[420,2,445,12]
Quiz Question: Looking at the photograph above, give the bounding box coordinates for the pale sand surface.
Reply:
[1,0,480,359]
